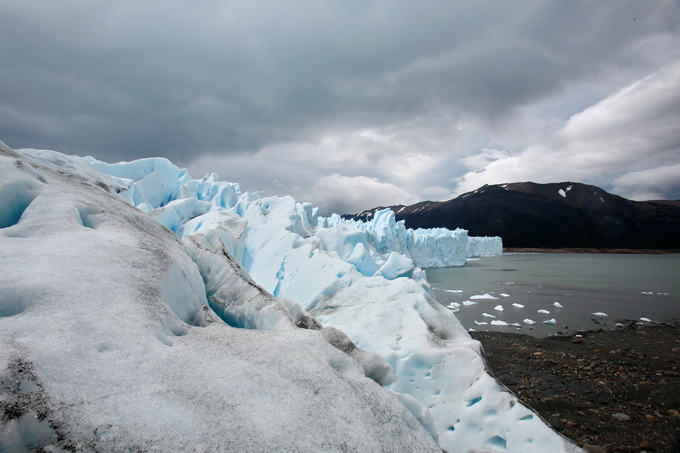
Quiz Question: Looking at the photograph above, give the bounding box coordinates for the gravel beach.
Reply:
[471,322,680,452]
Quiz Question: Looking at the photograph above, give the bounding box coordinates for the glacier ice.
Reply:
[0,144,439,452]
[2,144,583,453]
[467,235,503,258]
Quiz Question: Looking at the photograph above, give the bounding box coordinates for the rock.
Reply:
[583,445,607,453]
[612,413,631,421]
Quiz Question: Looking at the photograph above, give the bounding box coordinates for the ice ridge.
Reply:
[6,146,581,453]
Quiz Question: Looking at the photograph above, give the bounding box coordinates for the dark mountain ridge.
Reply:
[346,182,680,249]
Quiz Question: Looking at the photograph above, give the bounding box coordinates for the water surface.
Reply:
[426,253,680,337]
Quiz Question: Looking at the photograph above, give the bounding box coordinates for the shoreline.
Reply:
[471,322,680,452]
[503,247,680,254]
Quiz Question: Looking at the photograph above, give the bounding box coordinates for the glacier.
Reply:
[0,143,582,453]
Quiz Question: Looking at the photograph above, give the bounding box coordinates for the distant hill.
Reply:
[345,182,680,249]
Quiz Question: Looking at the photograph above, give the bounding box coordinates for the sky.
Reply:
[1,1,680,215]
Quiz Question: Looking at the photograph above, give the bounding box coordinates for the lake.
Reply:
[426,253,680,337]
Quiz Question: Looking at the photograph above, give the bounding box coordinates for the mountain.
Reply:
[347,182,680,249]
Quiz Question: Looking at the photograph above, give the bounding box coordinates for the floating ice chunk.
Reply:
[558,189,567,197]
[537,309,550,314]
[553,302,563,308]
[543,318,557,325]
[523,319,536,325]
[493,305,504,312]
[499,293,510,297]
[474,321,489,325]
[443,289,463,293]
[488,320,520,327]
[469,293,499,300]
[592,312,608,317]
[481,313,496,318]
[640,317,652,323]
[462,300,478,306]
[641,291,654,295]
[512,303,524,308]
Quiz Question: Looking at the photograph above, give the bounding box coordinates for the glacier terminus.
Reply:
[0,142,582,452]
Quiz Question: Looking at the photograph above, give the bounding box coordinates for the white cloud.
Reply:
[452,58,680,199]
[187,119,465,214]
[555,57,680,172]
[612,163,680,201]
[309,174,420,215]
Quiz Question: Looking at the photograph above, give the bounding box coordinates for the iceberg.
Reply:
[2,143,582,452]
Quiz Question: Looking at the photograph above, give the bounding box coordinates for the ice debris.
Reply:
[470,293,499,300]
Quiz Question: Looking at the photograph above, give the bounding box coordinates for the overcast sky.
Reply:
[2,1,680,214]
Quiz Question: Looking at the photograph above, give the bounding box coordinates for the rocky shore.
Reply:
[503,247,680,254]
[472,322,680,452]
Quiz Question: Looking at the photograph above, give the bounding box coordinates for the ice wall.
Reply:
[324,209,471,268]
[13,147,580,453]
[468,236,504,257]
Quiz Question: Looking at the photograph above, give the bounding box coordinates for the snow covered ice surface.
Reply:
[1,143,582,453]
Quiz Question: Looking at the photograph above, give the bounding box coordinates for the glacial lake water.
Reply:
[426,253,680,337]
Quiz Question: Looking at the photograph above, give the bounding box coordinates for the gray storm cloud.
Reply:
[1,0,680,213]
